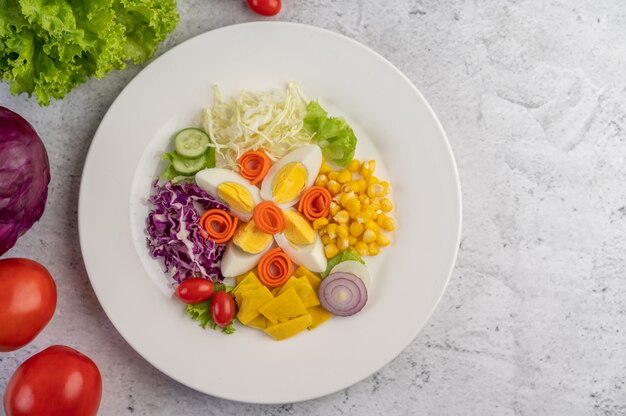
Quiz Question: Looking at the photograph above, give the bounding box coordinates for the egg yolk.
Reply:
[217,182,255,213]
[283,211,316,246]
[233,221,273,254]
[272,162,308,204]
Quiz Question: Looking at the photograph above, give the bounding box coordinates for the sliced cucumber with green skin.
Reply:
[174,128,211,159]
[171,153,206,175]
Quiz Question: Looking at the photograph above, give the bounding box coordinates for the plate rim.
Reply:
[78,21,462,404]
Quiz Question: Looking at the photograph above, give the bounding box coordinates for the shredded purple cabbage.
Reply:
[146,180,228,283]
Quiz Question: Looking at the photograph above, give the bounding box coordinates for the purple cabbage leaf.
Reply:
[146,180,227,283]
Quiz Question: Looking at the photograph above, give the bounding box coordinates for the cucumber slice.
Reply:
[174,128,210,159]
[171,154,206,175]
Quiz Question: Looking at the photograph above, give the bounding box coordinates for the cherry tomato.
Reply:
[3,345,102,416]
[247,0,281,16]
[211,291,236,327]
[175,278,215,304]
[0,258,57,352]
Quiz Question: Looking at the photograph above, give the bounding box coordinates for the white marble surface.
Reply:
[2,1,626,414]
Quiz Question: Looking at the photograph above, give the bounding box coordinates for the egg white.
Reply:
[274,232,326,273]
[195,168,261,221]
[220,241,273,278]
[260,144,323,209]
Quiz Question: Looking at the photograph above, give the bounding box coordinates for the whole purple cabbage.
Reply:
[146,180,228,283]
[0,107,51,255]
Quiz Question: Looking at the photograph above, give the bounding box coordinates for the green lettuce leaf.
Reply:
[303,101,357,167]
[159,153,180,181]
[185,299,236,335]
[0,0,178,105]
[321,250,365,278]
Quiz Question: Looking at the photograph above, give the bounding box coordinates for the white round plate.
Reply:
[79,22,461,404]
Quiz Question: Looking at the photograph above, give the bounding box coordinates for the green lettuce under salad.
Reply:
[303,101,357,167]
[321,250,365,278]
[185,283,236,334]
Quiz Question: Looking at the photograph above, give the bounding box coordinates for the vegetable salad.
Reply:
[146,83,396,340]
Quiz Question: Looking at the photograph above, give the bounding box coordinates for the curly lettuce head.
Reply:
[0,0,179,105]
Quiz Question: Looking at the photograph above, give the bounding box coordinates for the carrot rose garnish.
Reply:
[297,186,332,221]
[239,150,271,185]
[258,248,293,288]
[199,209,239,244]
[253,201,286,235]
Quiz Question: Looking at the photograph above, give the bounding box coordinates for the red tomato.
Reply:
[175,278,215,304]
[0,258,57,352]
[247,0,281,16]
[211,291,235,327]
[3,345,102,416]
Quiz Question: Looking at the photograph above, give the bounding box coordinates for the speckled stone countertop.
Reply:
[2,1,626,415]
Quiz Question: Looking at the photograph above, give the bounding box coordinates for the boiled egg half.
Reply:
[221,220,274,278]
[274,209,326,273]
[260,144,322,209]
[195,168,261,221]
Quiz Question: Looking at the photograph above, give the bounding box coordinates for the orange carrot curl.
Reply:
[199,209,238,244]
[258,248,293,288]
[239,150,271,185]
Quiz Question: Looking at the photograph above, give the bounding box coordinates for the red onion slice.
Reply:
[319,272,368,316]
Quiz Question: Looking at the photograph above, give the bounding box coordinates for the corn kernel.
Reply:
[336,224,349,238]
[329,201,340,216]
[334,210,350,224]
[358,194,370,205]
[354,242,369,256]
[380,198,393,212]
[365,220,380,233]
[337,169,352,184]
[313,217,329,230]
[360,160,376,177]
[324,244,339,258]
[337,236,350,251]
[368,242,381,255]
[321,235,335,245]
[326,223,338,239]
[356,179,367,193]
[339,192,352,207]
[345,198,361,213]
[376,212,388,227]
[365,176,380,187]
[340,184,352,193]
[355,212,370,224]
[383,217,396,231]
[348,181,360,192]
[318,226,327,236]
[315,174,329,187]
[362,204,378,217]
[370,200,382,212]
[377,234,391,246]
[319,162,332,174]
[349,221,364,237]
[367,183,385,198]
[326,180,341,195]
[380,181,391,195]
[347,159,360,173]
[362,229,377,244]
[328,171,339,181]
[348,235,358,245]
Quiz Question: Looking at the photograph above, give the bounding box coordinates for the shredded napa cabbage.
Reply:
[203,82,313,169]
